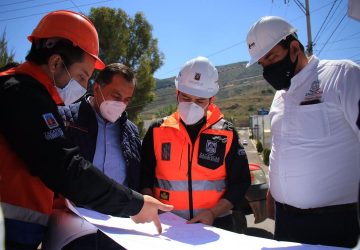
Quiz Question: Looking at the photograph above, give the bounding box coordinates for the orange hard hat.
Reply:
[28,10,105,70]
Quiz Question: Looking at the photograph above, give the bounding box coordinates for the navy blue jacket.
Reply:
[58,95,141,191]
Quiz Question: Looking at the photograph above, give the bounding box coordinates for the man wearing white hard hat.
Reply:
[140,56,251,232]
[246,16,360,248]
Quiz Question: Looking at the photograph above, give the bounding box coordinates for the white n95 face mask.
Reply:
[55,61,87,105]
[178,101,205,125]
[56,79,87,105]
[100,100,126,123]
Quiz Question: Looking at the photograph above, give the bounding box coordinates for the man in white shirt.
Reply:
[245,16,360,248]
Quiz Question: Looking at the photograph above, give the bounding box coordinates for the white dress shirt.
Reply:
[269,56,360,209]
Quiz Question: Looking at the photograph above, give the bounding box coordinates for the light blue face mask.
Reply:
[55,62,87,105]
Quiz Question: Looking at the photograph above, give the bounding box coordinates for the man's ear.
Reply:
[290,40,300,61]
[176,90,180,103]
[210,96,216,103]
[48,54,62,73]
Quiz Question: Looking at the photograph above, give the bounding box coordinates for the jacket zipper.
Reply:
[187,143,194,219]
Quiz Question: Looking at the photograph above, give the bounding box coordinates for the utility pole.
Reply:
[291,0,313,56]
[305,0,313,56]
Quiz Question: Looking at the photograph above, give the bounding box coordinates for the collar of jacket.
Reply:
[0,62,63,105]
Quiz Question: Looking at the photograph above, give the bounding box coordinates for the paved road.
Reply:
[238,127,275,239]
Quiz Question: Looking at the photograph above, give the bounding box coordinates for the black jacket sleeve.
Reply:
[139,127,155,190]
[0,76,143,217]
[140,120,163,190]
[222,126,251,208]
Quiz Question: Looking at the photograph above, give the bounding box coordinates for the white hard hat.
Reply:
[246,16,297,67]
[175,56,219,98]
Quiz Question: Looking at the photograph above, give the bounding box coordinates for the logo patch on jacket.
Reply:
[43,128,64,140]
[300,80,323,105]
[42,113,59,129]
[161,142,171,161]
[194,72,201,80]
[198,134,226,169]
[160,190,170,201]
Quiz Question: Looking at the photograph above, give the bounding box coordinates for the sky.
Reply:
[0,0,359,79]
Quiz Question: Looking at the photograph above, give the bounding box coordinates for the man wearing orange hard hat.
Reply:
[0,10,172,249]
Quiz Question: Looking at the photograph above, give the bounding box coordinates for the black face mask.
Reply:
[262,49,298,90]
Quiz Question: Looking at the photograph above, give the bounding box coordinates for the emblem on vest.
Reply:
[199,139,220,163]
[43,113,59,129]
[198,134,226,169]
[206,140,217,154]
[42,113,64,140]
[160,190,170,201]
[161,142,171,161]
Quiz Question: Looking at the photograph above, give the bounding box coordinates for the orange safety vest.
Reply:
[0,62,63,245]
[152,104,233,220]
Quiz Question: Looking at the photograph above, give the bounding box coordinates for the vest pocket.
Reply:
[197,134,226,169]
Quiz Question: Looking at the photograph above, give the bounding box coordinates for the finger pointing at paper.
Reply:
[130,195,173,234]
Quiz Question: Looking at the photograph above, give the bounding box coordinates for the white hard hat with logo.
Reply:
[246,16,297,67]
[175,56,219,98]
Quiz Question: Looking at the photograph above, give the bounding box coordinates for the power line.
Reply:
[0,0,112,22]
[0,0,68,15]
[69,0,83,14]
[316,0,345,46]
[156,41,246,79]
[287,1,334,23]
[313,0,338,45]
[315,35,360,46]
[293,0,306,14]
[0,0,36,7]
[318,13,347,56]
[348,52,360,60]
[206,41,246,58]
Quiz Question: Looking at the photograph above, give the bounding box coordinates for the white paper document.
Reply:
[66,201,348,250]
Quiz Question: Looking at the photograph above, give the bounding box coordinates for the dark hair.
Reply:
[95,63,136,87]
[278,33,305,53]
[25,38,85,68]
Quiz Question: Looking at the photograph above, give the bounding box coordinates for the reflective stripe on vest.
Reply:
[155,178,226,192]
[2,202,49,247]
[1,202,49,226]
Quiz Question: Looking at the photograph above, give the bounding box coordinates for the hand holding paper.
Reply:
[130,195,173,234]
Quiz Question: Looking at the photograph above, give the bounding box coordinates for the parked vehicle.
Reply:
[242,139,248,146]
[233,163,268,233]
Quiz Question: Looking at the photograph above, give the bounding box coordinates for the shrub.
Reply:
[256,140,263,153]
[263,148,271,166]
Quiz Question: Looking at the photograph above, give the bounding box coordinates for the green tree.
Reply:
[88,8,163,133]
[156,104,177,118]
[0,30,15,69]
